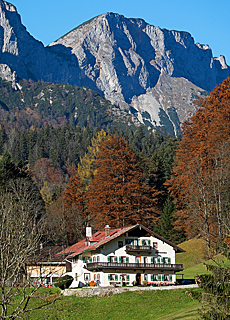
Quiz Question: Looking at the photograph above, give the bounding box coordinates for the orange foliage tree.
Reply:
[86,135,159,230]
[64,172,89,242]
[169,78,230,253]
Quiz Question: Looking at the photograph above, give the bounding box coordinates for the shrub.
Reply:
[54,275,73,290]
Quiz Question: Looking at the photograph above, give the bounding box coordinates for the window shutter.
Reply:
[162,275,165,281]
[169,275,172,281]
[161,258,164,263]
[115,256,117,263]
[108,274,111,280]
[98,274,100,280]
[148,240,150,246]
[168,258,171,264]
[119,256,122,263]
[131,240,134,245]
[142,239,145,245]
[157,257,160,263]
[151,275,154,281]
[107,256,110,262]
[126,257,129,263]
[89,257,92,263]
[127,274,130,281]
[83,257,85,263]
[151,257,154,263]
[158,275,161,281]
[97,256,100,262]
[115,274,118,281]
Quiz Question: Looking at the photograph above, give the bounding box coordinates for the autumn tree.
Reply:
[86,135,159,229]
[32,158,63,207]
[78,129,108,189]
[64,173,88,243]
[169,77,230,253]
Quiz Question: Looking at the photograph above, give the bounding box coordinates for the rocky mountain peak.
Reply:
[0,6,229,135]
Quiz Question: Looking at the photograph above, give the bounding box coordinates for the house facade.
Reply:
[59,224,184,287]
[27,246,71,287]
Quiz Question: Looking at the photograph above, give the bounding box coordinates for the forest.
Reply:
[1,77,230,253]
[0,122,183,246]
[1,76,230,250]
[1,76,230,319]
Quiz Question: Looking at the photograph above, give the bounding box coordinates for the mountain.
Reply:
[0,3,229,134]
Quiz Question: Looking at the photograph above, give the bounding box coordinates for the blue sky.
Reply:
[11,0,230,65]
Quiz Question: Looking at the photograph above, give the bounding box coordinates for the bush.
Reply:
[54,275,73,290]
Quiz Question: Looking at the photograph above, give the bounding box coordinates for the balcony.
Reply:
[86,262,183,272]
[125,245,153,254]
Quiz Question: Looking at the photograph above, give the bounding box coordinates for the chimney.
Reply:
[105,225,110,237]
[86,226,92,238]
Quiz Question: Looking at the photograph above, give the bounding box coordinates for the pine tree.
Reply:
[192,245,230,319]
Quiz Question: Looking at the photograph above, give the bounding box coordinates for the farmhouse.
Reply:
[27,246,71,287]
[59,224,185,287]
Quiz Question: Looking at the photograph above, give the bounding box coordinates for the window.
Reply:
[144,274,148,281]
[153,242,158,249]
[120,274,130,281]
[107,256,118,263]
[164,274,169,281]
[97,256,100,262]
[141,239,150,246]
[75,273,78,281]
[108,274,118,281]
[118,241,123,248]
[151,274,158,281]
[82,256,90,263]
[125,239,135,245]
[151,257,157,264]
[119,256,126,263]
[84,273,90,281]
[144,257,148,264]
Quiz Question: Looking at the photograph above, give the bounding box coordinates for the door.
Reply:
[136,273,141,285]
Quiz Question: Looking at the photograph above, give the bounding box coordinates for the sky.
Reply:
[10,0,230,65]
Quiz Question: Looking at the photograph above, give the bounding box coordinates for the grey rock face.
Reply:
[0,6,229,134]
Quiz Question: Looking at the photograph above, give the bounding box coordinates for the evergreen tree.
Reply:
[192,246,230,319]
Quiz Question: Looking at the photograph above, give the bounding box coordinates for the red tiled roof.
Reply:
[57,226,134,258]
[57,224,185,258]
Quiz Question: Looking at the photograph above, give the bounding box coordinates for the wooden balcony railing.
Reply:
[125,245,153,253]
[86,262,183,272]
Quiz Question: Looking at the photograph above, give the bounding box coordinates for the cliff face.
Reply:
[0,5,229,134]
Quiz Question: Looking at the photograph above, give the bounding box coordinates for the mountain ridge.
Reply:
[0,4,229,134]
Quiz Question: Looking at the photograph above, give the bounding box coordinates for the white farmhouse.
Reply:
[58,224,185,287]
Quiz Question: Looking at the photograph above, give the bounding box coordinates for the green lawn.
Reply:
[9,288,201,319]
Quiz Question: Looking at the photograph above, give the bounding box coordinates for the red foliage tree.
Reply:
[169,78,230,253]
[86,136,159,230]
[64,172,88,242]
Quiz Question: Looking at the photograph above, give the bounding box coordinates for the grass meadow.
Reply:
[4,287,201,319]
